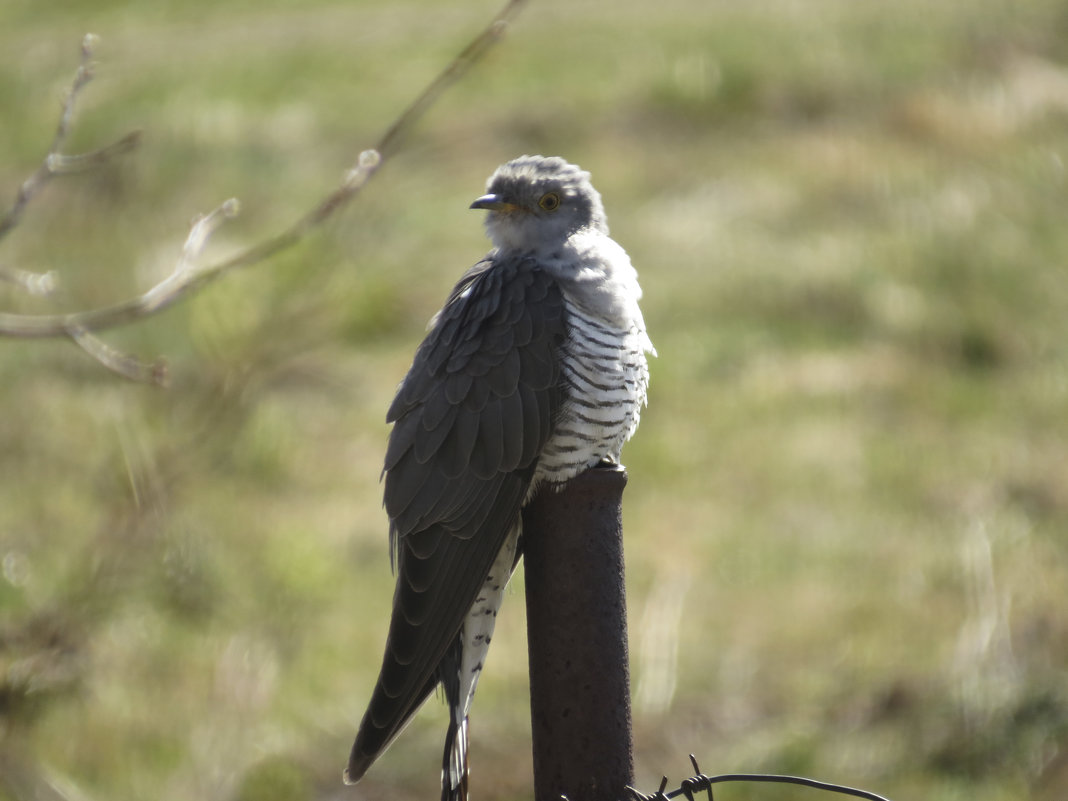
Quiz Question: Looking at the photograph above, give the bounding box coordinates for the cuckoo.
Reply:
[344,155,654,801]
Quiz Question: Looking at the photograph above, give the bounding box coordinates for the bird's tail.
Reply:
[441,713,469,801]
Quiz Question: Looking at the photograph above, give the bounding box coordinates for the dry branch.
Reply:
[0,0,527,382]
[0,34,141,244]
[0,266,58,297]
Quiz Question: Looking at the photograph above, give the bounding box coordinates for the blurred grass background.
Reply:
[2,1,1068,800]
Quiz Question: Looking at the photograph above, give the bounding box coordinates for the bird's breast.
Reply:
[533,294,650,488]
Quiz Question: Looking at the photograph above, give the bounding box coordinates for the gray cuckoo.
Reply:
[344,155,653,801]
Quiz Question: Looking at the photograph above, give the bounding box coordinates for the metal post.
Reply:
[522,464,634,801]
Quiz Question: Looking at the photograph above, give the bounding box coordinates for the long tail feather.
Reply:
[441,714,469,801]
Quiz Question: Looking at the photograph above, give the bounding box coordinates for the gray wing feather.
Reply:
[470,401,503,480]
[346,255,567,783]
[497,388,525,472]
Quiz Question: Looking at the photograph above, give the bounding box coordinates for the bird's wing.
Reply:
[346,255,567,782]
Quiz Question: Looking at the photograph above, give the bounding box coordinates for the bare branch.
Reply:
[376,0,526,159]
[0,34,141,243]
[50,34,98,155]
[42,199,241,385]
[0,265,59,296]
[47,130,143,176]
[178,198,242,275]
[0,0,527,347]
[68,326,169,386]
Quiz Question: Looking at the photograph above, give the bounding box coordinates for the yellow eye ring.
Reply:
[538,192,561,212]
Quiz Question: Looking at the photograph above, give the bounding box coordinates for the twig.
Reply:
[61,200,242,384]
[47,131,142,175]
[0,34,141,243]
[376,0,525,160]
[0,0,527,344]
[0,265,58,296]
[68,326,169,386]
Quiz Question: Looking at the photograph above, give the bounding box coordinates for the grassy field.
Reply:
[2,1,1068,800]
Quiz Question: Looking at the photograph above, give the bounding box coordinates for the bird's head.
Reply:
[471,155,608,252]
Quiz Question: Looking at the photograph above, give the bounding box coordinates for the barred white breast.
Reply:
[535,296,651,487]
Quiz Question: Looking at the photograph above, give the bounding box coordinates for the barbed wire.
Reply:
[622,755,894,801]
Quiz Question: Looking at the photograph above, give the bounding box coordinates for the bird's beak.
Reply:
[470,193,518,212]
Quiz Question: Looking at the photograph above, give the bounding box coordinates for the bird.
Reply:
[344,155,654,801]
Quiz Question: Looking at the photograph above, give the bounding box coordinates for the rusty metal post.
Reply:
[522,464,634,801]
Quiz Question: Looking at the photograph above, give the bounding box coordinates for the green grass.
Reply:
[3,2,1068,800]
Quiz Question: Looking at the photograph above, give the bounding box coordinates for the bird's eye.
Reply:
[538,192,561,212]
